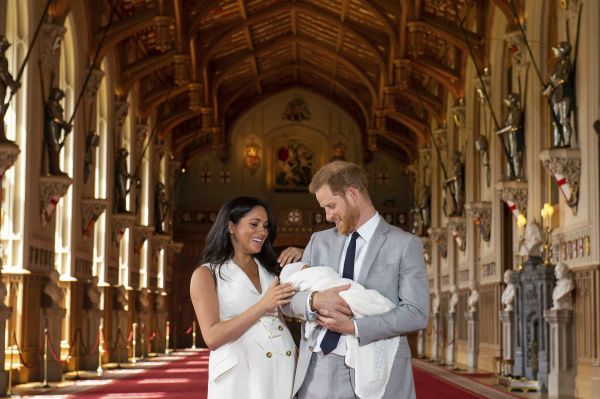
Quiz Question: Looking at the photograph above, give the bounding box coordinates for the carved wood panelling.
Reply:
[457,289,468,341]
[574,267,599,365]
[479,283,501,347]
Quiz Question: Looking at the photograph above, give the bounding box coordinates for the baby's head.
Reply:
[280,262,310,283]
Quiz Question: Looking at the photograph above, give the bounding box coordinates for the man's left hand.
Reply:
[316,309,355,335]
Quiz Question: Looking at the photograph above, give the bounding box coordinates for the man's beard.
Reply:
[337,202,359,235]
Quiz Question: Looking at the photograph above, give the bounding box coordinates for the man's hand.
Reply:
[313,284,352,317]
[278,246,303,266]
[316,310,355,335]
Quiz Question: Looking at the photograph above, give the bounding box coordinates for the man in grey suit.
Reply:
[283,160,429,399]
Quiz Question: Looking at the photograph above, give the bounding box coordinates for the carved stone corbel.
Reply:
[40,23,66,74]
[448,217,466,251]
[173,54,190,86]
[84,67,105,102]
[82,198,108,237]
[40,175,72,227]
[383,86,396,112]
[539,148,580,214]
[504,30,528,69]
[428,227,448,259]
[151,233,171,258]
[136,120,150,149]
[153,15,173,52]
[466,201,492,242]
[188,83,202,111]
[393,59,410,89]
[0,142,20,177]
[432,128,447,152]
[133,225,154,253]
[111,213,136,246]
[495,180,527,219]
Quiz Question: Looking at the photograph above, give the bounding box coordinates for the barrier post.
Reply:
[41,327,49,388]
[73,331,81,380]
[140,323,145,360]
[7,334,14,396]
[165,321,170,354]
[192,321,197,349]
[131,323,137,364]
[96,323,103,376]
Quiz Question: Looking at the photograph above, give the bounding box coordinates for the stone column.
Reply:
[41,306,66,381]
[500,309,515,376]
[80,308,102,370]
[466,310,478,369]
[544,309,574,398]
[445,311,456,367]
[417,330,425,358]
[0,283,12,395]
[431,312,440,361]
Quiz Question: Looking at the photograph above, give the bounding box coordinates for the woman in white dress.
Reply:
[190,197,298,399]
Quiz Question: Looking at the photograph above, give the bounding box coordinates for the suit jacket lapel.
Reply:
[328,230,346,274]
[357,219,390,284]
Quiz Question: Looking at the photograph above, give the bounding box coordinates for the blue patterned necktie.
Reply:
[320,231,360,355]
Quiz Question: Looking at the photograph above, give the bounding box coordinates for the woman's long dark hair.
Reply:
[200,196,280,278]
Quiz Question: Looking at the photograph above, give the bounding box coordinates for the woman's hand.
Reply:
[278,247,304,266]
[259,277,296,313]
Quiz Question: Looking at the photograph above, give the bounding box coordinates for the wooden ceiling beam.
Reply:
[158,108,199,139]
[117,49,177,96]
[386,110,428,142]
[210,34,378,107]
[140,83,190,118]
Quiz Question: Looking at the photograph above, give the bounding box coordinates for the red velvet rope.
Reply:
[11,331,43,369]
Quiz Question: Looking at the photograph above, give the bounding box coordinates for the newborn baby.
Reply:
[281,262,399,399]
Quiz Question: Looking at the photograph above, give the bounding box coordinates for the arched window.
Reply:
[1,0,28,271]
[54,14,76,278]
[93,60,109,283]
[157,248,165,289]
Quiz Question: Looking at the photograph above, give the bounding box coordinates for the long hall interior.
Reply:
[0,0,598,398]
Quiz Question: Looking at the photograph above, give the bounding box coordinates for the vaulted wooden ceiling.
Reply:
[76,0,514,165]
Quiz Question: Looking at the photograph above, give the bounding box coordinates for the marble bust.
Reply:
[448,285,458,314]
[115,286,128,311]
[467,281,479,313]
[86,276,101,309]
[519,222,544,257]
[501,270,515,311]
[43,269,63,307]
[552,262,575,310]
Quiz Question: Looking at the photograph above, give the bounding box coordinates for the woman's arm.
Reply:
[190,267,295,350]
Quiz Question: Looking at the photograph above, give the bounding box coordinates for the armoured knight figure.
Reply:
[443,151,465,216]
[83,131,100,183]
[154,182,169,234]
[0,35,20,143]
[496,93,524,179]
[44,87,72,176]
[543,41,575,148]
[418,185,431,233]
[115,148,134,213]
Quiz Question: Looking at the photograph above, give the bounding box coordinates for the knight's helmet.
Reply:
[504,92,520,107]
[50,87,65,100]
[552,41,571,58]
[0,35,11,51]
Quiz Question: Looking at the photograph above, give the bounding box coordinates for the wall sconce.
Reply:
[244,142,260,174]
[516,214,527,271]
[541,203,555,265]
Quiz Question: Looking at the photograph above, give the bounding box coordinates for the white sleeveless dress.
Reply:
[203,259,296,399]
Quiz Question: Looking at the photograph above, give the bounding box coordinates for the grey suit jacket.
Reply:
[283,218,429,398]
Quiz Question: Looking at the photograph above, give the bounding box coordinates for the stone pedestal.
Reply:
[155,311,168,353]
[417,329,425,358]
[466,311,478,369]
[544,309,574,398]
[445,312,456,367]
[500,309,515,376]
[0,304,12,395]
[41,306,67,382]
[111,310,129,364]
[80,308,102,370]
[431,313,440,361]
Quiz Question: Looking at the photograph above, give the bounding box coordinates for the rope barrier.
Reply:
[46,332,65,365]
[11,331,43,369]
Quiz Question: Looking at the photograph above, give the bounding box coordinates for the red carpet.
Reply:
[78,351,209,398]
[414,366,488,399]
[73,351,489,399]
